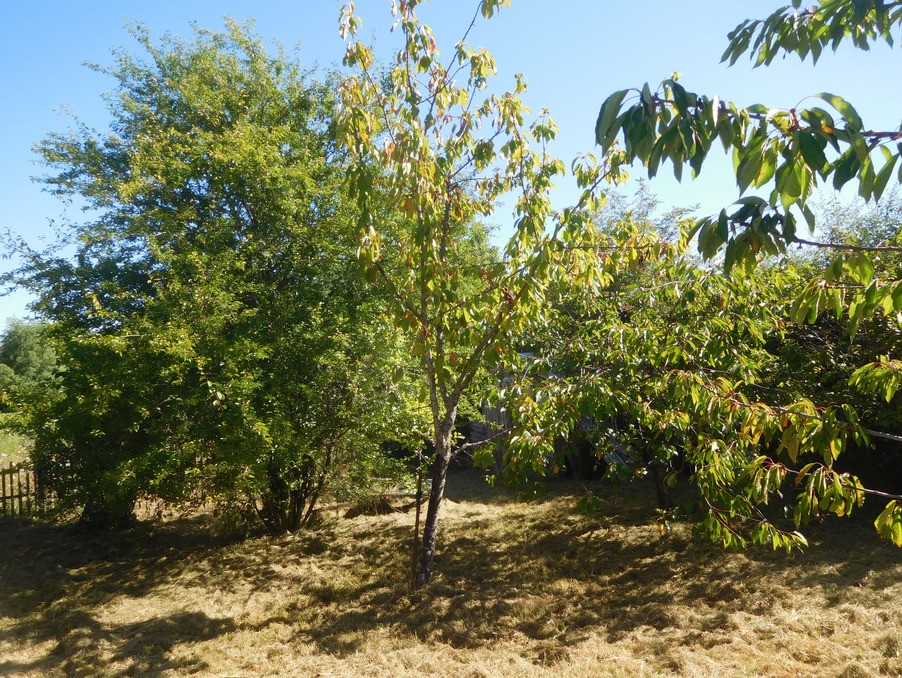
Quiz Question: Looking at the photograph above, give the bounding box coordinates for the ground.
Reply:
[1,468,901,677]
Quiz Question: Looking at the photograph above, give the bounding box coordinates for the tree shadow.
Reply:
[1,473,900,673]
[0,610,235,677]
[260,475,902,666]
[0,516,241,676]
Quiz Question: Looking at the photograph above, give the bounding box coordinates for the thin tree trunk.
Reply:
[415,419,454,587]
[411,452,424,589]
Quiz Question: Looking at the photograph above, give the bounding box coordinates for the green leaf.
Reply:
[595,89,630,152]
[718,119,736,150]
[872,153,899,201]
[716,209,729,242]
[801,204,817,233]
[832,148,860,190]
[782,211,796,242]
[846,252,875,285]
[737,149,763,194]
[801,107,836,132]
[779,163,802,210]
[815,92,863,130]
[875,501,902,547]
[798,132,828,173]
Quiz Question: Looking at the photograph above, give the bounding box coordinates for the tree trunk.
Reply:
[415,418,454,587]
[643,449,673,510]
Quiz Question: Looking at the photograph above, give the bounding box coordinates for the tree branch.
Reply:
[792,237,902,253]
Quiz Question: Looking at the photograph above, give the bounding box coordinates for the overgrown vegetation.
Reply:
[591,0,902,550]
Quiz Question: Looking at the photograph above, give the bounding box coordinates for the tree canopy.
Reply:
[593,0,902,547]
[7,21,419,530]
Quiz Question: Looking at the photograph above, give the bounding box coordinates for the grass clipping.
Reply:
[1,469,901,677]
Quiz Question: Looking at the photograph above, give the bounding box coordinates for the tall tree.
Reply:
[8,21,417,529]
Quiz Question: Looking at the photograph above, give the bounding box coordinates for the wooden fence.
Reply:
[0,462,43,516]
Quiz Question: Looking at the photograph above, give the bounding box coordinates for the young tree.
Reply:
[338,0,617,585]
[594,0,902,546]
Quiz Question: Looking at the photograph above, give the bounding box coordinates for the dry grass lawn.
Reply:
[1,468,901,677]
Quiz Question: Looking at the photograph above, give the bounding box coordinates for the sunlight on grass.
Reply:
[1,469,900,677]
[0,432,29,465]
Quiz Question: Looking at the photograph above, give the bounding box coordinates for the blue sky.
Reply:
[1,1,900,326]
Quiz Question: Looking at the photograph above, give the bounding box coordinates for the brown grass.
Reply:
[1,468,901,677]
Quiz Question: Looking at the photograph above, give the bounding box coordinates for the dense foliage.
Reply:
[6,22,419,530]
[0,320,58,428]
[592,0,902,547]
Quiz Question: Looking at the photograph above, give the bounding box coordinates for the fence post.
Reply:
[1,462,8,516]
[24,466,31,515]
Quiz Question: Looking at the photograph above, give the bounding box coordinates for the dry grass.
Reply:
[0,433,29,466]
[1,468,901,677]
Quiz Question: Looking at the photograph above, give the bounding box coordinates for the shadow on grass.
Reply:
[0,516,241,677]
[0,610,234,677]
[1,471,900,673]
[269,474,902,664]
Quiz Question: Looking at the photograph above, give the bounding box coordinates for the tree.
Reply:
[765,192,902,424]
[594,0,902,546]
[0,320,59,445]
[495,203,803,535]
[0,320,57,403]
[8,22,419,529]
[337,0,619,585]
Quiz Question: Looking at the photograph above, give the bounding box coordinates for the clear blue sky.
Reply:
[1,1,899,326]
